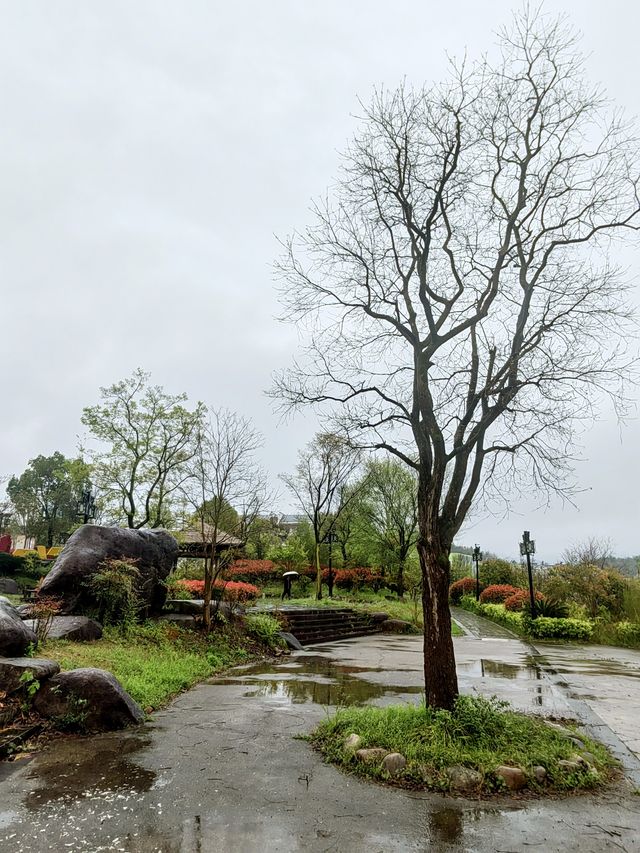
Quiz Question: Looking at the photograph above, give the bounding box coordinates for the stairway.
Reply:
[257,606,386,647]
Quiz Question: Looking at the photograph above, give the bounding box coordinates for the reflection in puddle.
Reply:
[25,735,155,810]
[457,659,541,680]
[211,656,423,705]
[427,806,508,844]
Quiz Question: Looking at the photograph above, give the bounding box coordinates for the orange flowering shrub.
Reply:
[176,578,260,603]
[479,584,519,604]
[504,589,544,611]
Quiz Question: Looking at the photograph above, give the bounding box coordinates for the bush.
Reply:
[322,567,384,591]
[524,615,593,641]
[530,597,569,618]
[244,614,285,650]
[176,578,261,604]
[0,552,25,575]
[165,577,193,600]
[612,621,640,647]
[227,559,280,583]
[87,558,140,630]
[504,589,544,611]
[479,584,518,604]
[449,577,480,603]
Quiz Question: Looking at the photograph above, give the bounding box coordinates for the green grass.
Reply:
[311,695,614,795]
[2,593,22,606]
[260,591,463,635]
[42,621,264,711]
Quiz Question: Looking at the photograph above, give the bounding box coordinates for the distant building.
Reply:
[278,514,305,537]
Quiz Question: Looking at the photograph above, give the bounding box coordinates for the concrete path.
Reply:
[1,631,640,852]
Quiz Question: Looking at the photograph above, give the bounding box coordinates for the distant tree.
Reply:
[269,534,309,572]
[82,370,205,529]
[480,557,524,588]
[272,11,640,708]
[281,433,362,599]
[245,515,284,560]
[542,562,626,618]
[186,409,267,630]
[360,457,418,597]
[7,453,91,547]
[562,537,613,570]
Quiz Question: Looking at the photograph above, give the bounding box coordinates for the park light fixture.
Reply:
[472,544,483,601]
[77,488,97,525]
[519,530,537,618]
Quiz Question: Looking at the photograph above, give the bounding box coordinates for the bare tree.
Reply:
[562,536,613,570]
[281,433,362,599]
[187,409,267,630]
[272,10,639,708]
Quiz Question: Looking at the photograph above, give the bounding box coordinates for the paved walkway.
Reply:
[1,628,640,852]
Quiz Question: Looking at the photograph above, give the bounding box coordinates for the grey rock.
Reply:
[0,577,19,594]
[544,721,585,743]
[278,631,304,650]
[0,596,13,606]
[33,667,145,730]
[37,525,178,617]
[557,759,582,772]
[15,604,33,619]
[0,600,37,657]
[157,613,197,625]
[24,616,103,642]
[355,747,389,764]
[344,733,362,751]
[446,765,483,793]
[379,618,413,633]
[533,765,547,784]
[165,599,245,619]
[494,765,527,790]
[368,612,390,624]
[0,657,60,693]
[382,752,407,775]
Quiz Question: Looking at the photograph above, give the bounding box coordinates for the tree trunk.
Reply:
[417,538,459,710]
[203,553,212,631]
[396,554,405,599]
[315,541,322,600]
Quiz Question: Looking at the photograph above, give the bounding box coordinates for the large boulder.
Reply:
[37,525,179,616]
[33,668,145,730]
[0,657,60,693]
[0,600,37,657]
[24,615,103,642]
[0,577,19,595]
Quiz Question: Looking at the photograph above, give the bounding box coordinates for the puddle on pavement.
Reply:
[427,807,505,844]
[24,734,155,810]
[210,655,424,705]
[457,659,541,680]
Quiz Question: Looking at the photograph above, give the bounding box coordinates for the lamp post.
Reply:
[77,488,97,525]
[324,530,338,597]
[472,544,483,601]
[519,530,537,618]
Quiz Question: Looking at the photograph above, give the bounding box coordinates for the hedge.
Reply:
[459,596,593,641]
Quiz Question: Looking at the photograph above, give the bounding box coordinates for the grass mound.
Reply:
[311,696,613,795]
[43,619,281,711]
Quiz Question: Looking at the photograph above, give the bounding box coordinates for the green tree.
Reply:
[360,458,418,597]
[246,515,285,560]
[8,453,90,547]
[82,370,205,529]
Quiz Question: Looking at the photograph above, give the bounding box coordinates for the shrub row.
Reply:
[459,596,593,641]
[176,578,261,604]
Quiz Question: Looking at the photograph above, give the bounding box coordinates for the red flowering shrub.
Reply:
[319,567,384,590]
[479,584,519,604]
[227,560,280,582]
[504,589,544,611]
[175,578,260,603]
[449,577,481,603]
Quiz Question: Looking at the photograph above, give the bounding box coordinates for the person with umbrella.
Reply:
[281,571,299,600]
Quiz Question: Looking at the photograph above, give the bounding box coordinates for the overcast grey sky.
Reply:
[1,1,639,561]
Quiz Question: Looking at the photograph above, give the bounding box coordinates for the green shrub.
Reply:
[523,615,593,641]
[0,552,25,575]
[244,614,285,650]
[87,558,140,630]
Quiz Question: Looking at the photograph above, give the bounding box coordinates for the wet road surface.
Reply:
[1,628,640,852]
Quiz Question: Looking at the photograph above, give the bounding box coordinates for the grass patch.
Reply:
[42,620,271,711]
[311,696,614,795]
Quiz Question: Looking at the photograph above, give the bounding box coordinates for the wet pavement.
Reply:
[1,628,640,851]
